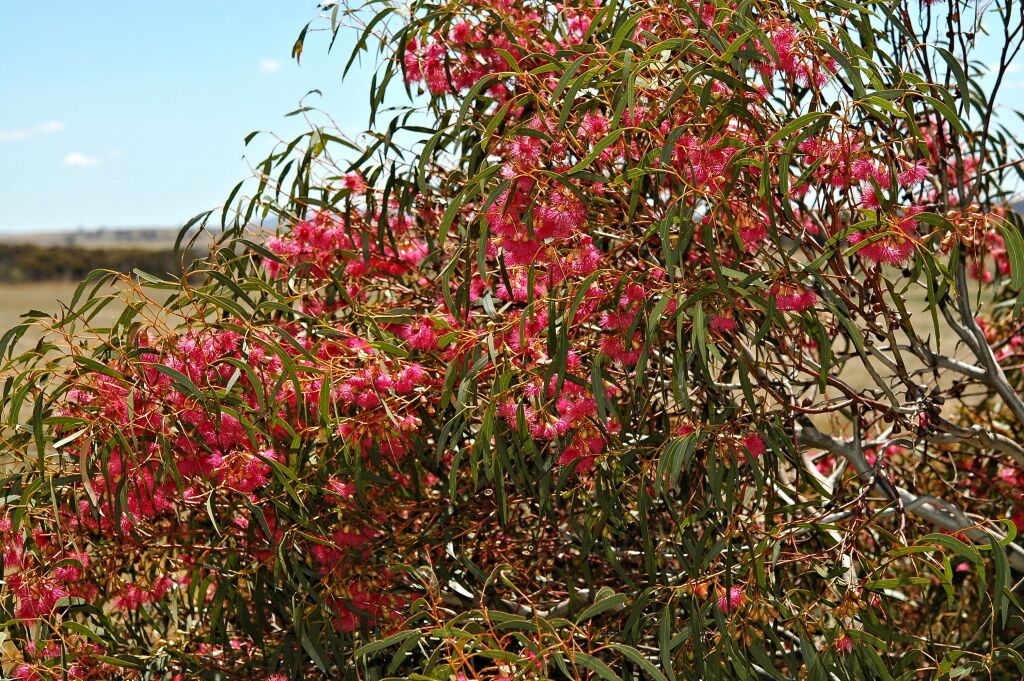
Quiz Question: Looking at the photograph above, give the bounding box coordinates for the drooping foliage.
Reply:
[3,0,1024,678]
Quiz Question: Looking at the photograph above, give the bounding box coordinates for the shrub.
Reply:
[0,244,195,283]
[3,0,1024,678]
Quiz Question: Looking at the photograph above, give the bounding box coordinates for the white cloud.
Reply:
[260,58,281,74]
[63,152,101,167]
[0,120,65,142]
[987,62,1022,76]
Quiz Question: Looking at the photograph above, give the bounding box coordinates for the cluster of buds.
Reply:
[940,204,991,253]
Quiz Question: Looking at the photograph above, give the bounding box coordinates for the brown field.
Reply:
[0,281,101,331]
[0,281,157,436]
[0,277,202,361]
[0,281,126,354]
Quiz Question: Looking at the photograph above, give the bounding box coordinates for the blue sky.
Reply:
[1,4,1022,233]
[0,2,374,233]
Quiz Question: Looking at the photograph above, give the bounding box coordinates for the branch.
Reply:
[797,421,899,500]
[929,419,1024,468]
[897,344,988,382]
[796,423,1024,571]
[952,257,1024,427]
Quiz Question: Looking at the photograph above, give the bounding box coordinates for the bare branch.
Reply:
[796,423,1024,571]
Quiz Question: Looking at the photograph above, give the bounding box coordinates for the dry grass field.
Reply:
[0,281,97,332]
[0,227,199,349]
[0,281,124,350]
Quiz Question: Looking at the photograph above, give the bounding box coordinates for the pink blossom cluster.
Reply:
[767,25,839,86]
[265,209,428,286]
[30,307,444,648]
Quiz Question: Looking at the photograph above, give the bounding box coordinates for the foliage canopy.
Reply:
[4,0,1024,678]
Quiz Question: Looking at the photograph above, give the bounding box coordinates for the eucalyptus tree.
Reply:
[3,0,1024,678]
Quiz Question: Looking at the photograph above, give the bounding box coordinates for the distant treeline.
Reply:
[0,244,196,283]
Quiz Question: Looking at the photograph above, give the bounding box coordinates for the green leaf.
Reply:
[991,534,1011,627]
[864,576,932,589]
[568,129,624,175]
[576,591,627,622]
[919,533,982,566]
[573,652,623,681]
[767,112,832,146]
[355,630,422,659]
[997,218,1024,292]
[608,643,670,681]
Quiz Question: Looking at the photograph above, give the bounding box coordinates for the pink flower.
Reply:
[884,444,906,458]
[847,209,920,264]
[342,172,367,192]
[449,22,472,44]
[523,650,543,670]
[579,112,610,141]
[852,159,876,182]
[536,189,586,238]
[327,477,355,501]
[773,287,817,312]
[743,434,766,458]
[717,585,744,612]
[507,136,543,167]
[13,665,41,681]
[835,634,853,655]
[114,584,146,612]
[898,160,929,186]
[402,317,439,351]
[860,186,880,209]
[394,364,429,392]
[710,316,737,333]
[738,223,767,252]
[770,28,798,72]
